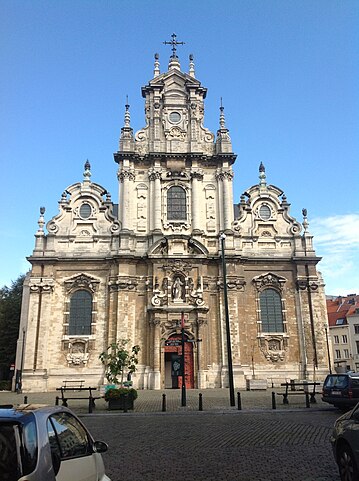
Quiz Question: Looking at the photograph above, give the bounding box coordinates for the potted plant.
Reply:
[104,386,138,410]
[99,339,140,411]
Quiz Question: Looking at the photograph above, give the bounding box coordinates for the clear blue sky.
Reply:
[1,0,358,295]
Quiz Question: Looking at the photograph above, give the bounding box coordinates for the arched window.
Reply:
[260,289,284,332]
[167,186,186,220]
[69,290,92,335]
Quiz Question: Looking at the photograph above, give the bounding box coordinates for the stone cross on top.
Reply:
[163,33,185,59]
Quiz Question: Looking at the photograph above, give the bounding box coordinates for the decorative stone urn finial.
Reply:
[259,162,267,188]
[83,159,91,181]
[154,53,160,77]
[189,53,195,77]
[37,206,46,233]
[302,207,309,232]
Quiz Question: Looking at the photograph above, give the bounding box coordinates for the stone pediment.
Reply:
[143,68,203,92]
[234,182,302,241]
[148,237,208,257]
[45,180,120,239]
[64,273,100,293]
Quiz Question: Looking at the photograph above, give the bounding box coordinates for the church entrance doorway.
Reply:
[164,334,194,389]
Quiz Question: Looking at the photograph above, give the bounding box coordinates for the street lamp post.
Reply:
[181,311,186,407]
[325,326,332,374]
[220,233,235,406]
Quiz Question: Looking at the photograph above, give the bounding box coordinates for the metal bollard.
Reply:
[199,393,203,411]
[305,393,310,408]
[23,395,28,404]
[162,393,166,412]
[124,394,128,413]
[272,391,276,410]
[237,392,242,410]
[88,397,93,414]
[55,396,59,406]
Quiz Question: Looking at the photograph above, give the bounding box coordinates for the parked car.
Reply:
[0,404,111,481]
[322,373,359,409]
[331,403,359,481]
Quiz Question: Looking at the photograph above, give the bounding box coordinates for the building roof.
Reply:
[327,294,359,327]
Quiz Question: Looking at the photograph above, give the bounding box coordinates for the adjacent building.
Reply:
[327,294,359,372]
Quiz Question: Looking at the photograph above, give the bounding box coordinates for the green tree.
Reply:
[0,274,25,380]
[99,339,140,386]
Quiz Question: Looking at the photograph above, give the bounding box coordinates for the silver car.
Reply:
[0,404,111,481]
[331,403,359,481]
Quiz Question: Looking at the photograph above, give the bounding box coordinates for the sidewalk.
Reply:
[0,387,332,415]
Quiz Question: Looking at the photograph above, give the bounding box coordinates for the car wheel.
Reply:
[337,443,358,481]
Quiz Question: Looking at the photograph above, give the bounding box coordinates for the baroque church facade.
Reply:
[16,38,330,392]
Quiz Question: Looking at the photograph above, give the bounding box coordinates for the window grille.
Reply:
[69,290,92,335]
[259,289,284,332]
[167,186,186,220]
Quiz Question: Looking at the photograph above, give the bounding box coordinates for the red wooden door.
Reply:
[164,335,194,389]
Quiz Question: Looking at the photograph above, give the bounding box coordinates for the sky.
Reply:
[0,0,358,296]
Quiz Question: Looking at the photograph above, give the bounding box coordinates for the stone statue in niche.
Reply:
[172,277,184,302]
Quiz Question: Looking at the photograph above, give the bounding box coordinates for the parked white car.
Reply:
[0,404,111,481]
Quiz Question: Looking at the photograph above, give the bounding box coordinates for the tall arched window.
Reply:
[167,186,186,220]
[260,288,284,332]
[69,290,92,335]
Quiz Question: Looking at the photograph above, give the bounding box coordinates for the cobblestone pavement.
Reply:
[0,387,335,413]
[84,410,341,481]
[0,388,343,481]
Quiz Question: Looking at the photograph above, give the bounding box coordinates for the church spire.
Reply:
[124,96,131,128]
[219,98,227,129]
[215,99,233,154]
[119,98,135,152]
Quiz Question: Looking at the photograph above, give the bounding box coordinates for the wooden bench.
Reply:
[55,381,100,413]
[62,379,85,389]
[277,381,321,405]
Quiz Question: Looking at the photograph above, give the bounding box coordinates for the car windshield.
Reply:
[325,375,348,388]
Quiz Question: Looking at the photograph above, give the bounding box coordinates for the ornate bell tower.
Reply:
[113,34,238,389]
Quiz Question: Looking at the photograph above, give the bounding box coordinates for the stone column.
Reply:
[222,170,234,231]
[149,317,161,389]
[118,170,135,231]
[216,170,224,232]
[191,169,203,232]
[22,279,54,391]
[153,170,162,232]
[148,173,154,232]
[117,168,124,227]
